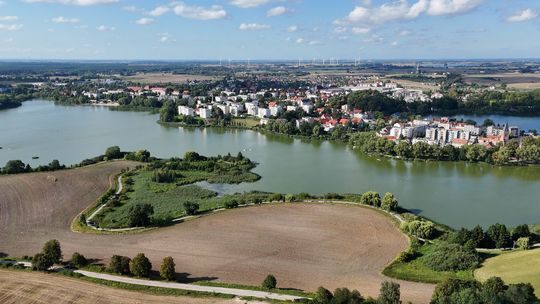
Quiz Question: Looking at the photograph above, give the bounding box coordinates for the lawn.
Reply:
[475,248,540,296]
[93,154,266,228]
[232,117,260,128]
[383,241,474,284]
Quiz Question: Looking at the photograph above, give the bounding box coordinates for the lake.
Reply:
[2,100,540,228]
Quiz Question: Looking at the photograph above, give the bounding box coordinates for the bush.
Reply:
[70,252,88,268]
[32,253,53,271]
[314,287,333,304]
[105,146,122,159]
[109,255,131,275]
[378,281,400,304]
[224,200,239,209]
[332,288,364,304]
[360,191,381,207]
[402,220,436,239]
[160,256,176,281]
[381,193,398,212]
[424,243,480,271]
[262,274,277,289]
[183,201,199,215]
[42,239,62,264]
[515,237,530,250]
[130,253,152,278]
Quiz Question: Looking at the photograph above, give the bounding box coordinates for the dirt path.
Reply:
[0,166,434,303]
[0,269,264,304]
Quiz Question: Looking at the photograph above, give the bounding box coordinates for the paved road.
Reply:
[74,270,305,302]
[87,175,123,223]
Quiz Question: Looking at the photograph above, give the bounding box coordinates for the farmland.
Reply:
[122,72,219,84]
[0,161,434,303]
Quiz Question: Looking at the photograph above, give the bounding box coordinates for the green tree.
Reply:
[332,288,364,304]
[160,256,176,281]
[487,223,511,248]
[378,281,400,304]
[42,239,62,264]
[262,274,277,289]
[360,191,381,207]
[314,287,333,304]
[160,101,176,122]
[183,201,199,216]
[381,193,398,212]
[109,255,131,275]
[504,283,537,304]
[3,160,27,174]
[70,252,88,268]
[515,237,530,250]
[511,224,531,241]
[105,146,122,159]
[130,253,152,278]
[32,253,53,271]
[128,203,154,227]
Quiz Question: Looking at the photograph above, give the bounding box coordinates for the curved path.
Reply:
[0,165,434,303]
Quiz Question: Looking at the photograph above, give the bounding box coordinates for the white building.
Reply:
[270,105,283,116]
[198,108,212,119]
[178,106,194,117]
[245,103,258,116]
[257,108,271,119]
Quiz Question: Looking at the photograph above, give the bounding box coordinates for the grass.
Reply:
[194,281,314,298]
[382,241,474,284]
[232,117,260,128]
[475,247,540,297]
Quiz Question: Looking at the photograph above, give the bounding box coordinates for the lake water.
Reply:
[2,100,540,228]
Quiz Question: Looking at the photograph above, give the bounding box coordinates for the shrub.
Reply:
[402,220,435,239]
[515,237,530,250]
[332,288,364,304]
[42,239,62,264]
[224,200,239,209]
[130,253,152,278]
[32,253,53,271]
[262,274,277,289]
[381,193,398,212]
[183,201,199,216]
[378,281,400,304]
[360,191,381,207]
[109,255,131,275]
[269,193,284,202]
[70,252,88,268]
[424,243,480,271]
[314,287,333,304]
[160,256,176,281]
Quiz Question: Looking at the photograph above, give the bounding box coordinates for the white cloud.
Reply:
[97,25,115,31]
[123,5,139,12]
[296,38,304,44]
[308,40,320,46]
[52,16,79,23]
[239,23,270,30]
[148,6,170,17]
[338,0,484,25]
[351,27,370,34]
[22,0,118,5]
[3,37,14,43]
[334,26,347,33]
[507,9,537,22]
[229,0,270,8]
[0,16,18,21]
[427,0,484,16]
[136,17,154,25]
[0,24,23,31]
[400,29,411,36]
[391,41,399,46]
[287,25,298,32]
[173,2,227,20]
[267,6,290,17]
[159,33,175,43]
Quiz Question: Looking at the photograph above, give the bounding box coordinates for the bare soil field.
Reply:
[0,270,256,304]
[0,166,433,303]
[123,72,219,83]
[464,73,540,89]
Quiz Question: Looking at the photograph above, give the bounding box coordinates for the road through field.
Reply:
[0,165,434,303]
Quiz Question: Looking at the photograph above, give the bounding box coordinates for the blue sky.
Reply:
[0,0,539,60]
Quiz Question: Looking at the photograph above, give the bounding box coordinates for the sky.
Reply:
[0,0,539,60]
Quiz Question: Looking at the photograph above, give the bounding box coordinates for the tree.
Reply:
[3,160,26,174]
[381,193,398,212]
[105,146,122,159]
[109,255,131,275]
[515,237,530,250]
[425,243,480,271]
[511,224,531,241]
[128,203,154,227]
[160,101,176,122]
[160,256,176,281]
[32,253,53,271]
[42,239,62,264]
[487,223,511,248]
[504,283,537,304]
[332,288,364,304]
[130,253,152,278]
[262,274,277,289]
[183,201,199,216]
[314,287,333,304]
[70,252,88,268]
[483,119,495,127]
[378,281,400,304]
